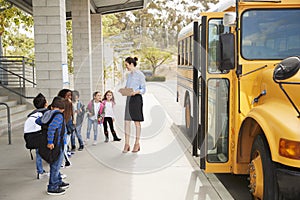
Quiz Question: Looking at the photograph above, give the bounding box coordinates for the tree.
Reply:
[102,0,215,50]
[0,0,34,57]
[136,47,171,76]
[102,14,124,37]
[4,32,34,58]
[102,0,223,79]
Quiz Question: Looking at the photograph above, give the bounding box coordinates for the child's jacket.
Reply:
[87,100,105,124]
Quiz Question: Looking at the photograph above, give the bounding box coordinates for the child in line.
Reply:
[86,91,102,145]
[40,96,69,195]
[63,99,74,167]
[102,90,121,142]
[71,90,84,151]
[57,89,73,168]
[24,93,49,179]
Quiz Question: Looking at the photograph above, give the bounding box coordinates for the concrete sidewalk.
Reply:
[0,86,233,200]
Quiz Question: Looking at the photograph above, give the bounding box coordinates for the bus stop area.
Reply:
[0,82,233,200]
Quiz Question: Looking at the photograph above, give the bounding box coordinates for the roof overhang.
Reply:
[7,0,151,17]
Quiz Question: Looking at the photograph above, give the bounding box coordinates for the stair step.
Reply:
[0,109,32,136]
[0,104,28,118]
[0,96,9,102]
[0,94,34,137]
[0,100,18,109]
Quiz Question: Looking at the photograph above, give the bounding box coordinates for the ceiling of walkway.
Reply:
[8,0,150,18]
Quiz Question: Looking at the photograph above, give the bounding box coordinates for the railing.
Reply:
[0,102,11,144]
[0,56,36,102]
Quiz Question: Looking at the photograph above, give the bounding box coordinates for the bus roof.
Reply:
[207,0,235,12]
[206,0,297,13]
[178,20,199,41]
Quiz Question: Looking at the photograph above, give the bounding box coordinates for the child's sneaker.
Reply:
[71,146,76,152]
[59,182,70,189]
[47,188,65,195]
[92,141,97,146]
[84,138,90,145]
[78,145,84,151]
[64,161,72,168]
[37,170,49,179]
[61,173,67,179]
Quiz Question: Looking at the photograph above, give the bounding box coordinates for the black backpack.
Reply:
[24,129,42,150]
[24,109,48,159]
[38,112,65,164]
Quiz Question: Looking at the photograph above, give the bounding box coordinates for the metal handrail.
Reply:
[0,56,36,102]
[0,83,35,99]
[0,102,11,144]
[0,65,36,85]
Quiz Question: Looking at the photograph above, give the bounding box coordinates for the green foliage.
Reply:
[0,0,34,58]
[102,14,125,37]
[135,47,171,76]
[4,33,34,58]
[102,0,213,53]
[145,76,166,82]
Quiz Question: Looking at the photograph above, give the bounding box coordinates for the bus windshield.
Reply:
[241,9,300,60]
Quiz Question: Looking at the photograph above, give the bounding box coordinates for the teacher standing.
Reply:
[122,56,146,153]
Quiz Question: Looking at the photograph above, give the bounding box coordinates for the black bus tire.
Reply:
[250,134,279,200]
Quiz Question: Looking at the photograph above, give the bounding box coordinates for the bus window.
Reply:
[208,19,228,74]
[189,36,193,66]
[207,78,229,163]
[181,40,184,64]
[241,9,300,60]
[185,38,189,65]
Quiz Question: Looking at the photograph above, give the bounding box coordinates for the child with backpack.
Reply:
[36,96,69,195]
[24,93,49,179]
[102,90,121,142]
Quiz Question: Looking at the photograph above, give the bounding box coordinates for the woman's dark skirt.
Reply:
[124,94,144,122]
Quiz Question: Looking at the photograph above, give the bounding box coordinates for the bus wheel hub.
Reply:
[249,153,264,199]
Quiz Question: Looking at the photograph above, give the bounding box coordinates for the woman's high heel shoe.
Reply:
[132,144,140,153]
[122,144,130,153]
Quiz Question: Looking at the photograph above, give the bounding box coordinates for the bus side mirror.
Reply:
[219,33,235,71]
[273,56,300,81]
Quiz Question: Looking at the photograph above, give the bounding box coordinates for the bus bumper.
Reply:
[276,166,300,199]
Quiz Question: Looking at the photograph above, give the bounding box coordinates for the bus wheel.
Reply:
[185,96,191,131]
[249,134,278,200]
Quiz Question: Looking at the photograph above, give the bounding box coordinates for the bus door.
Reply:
[200,14,233,173]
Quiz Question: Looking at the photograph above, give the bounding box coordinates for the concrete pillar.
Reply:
[72,0,93,104]
[32,0,68,100]
[91,14,103,94]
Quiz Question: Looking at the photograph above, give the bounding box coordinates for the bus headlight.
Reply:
[279,138,300,160]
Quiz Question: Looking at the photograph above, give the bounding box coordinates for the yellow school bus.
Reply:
[177,0,300,199]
